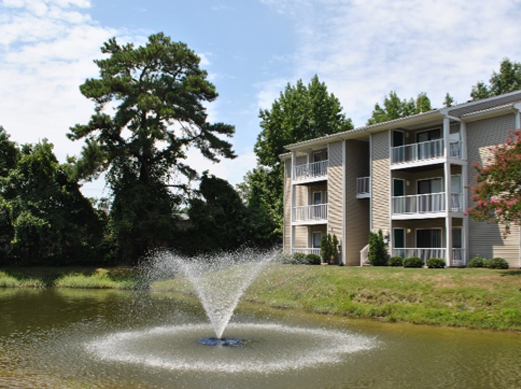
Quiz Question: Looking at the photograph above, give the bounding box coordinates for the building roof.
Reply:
[283,90,521,153]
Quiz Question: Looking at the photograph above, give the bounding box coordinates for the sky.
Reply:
[2,0,521,198]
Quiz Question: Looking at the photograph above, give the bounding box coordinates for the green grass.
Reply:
[244,265,521,331]
[0,270,45,288]
[0,266,137,289]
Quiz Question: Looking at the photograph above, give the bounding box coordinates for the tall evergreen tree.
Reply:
[68,33,236,262]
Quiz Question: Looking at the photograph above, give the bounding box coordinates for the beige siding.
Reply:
[371,131,391,234]
[466,114,520,267]
[283,159,292,252]
[344,140,370,265]
[328,141,343,250]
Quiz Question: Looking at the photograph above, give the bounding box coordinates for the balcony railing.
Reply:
[293,160,328,181]
[392,193,463,215]
[292,204,328,223]
[292,248,321,256]
[392,248,466,267]
[391,139,462,165]
[356,177,371,198]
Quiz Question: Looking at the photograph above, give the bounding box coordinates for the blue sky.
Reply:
[2,0,521,198]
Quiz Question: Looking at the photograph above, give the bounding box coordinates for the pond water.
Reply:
[0,288,520,389]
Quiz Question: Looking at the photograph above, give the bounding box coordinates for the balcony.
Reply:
[356,177,371,199]
[292,204,328,224]
[292,248,321,256]
[391,139,462,167]
[392,192,463,218]
[392,248,466,267]
[293,160,328,182]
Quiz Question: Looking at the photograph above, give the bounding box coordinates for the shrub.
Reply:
[467,255,486,268]
[304,253,321,265]
[278,253,293,264]
[388,256,403,267]
[292,252,306,264]
[321,233,339,264]
[403,257,424,268]
[426,258,445,268]
[368,229,387,266]
[485,257,509,269]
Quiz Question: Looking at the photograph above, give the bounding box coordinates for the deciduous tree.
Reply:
[470,58,521,100]
[468,130,521,236]
[367,91,432,125]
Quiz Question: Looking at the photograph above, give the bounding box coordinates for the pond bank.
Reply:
[2,264,520,331]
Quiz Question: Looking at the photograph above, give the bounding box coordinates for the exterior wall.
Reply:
[327,141,343,254]
[466,114,520,267]
[283,159,292,252]
[371,131,391,234]
[344,140,370,265]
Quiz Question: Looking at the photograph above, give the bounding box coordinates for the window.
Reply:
[416,229,442,248]
[312,232,322,248]
[417,128,441,142]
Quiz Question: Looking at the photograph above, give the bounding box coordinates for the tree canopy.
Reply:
[366,91,432,125]
[470,58,521,100]
[0,128,104,265]
[68,33,236,262]
[245,75,353,242]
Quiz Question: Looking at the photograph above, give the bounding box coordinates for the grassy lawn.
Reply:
[1,263,520,331]
[245,265,521,331]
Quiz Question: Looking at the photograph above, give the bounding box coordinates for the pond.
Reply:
[0,288,520,389]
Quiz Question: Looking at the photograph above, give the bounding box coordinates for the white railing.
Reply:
[391,139,462,165]
[392,248,466,266]
[292,204,328,222]
[356,177,371,198]
[360,244,369,266]
[292,248,321,256]
[293,160,328,181]
[392,192,463,215]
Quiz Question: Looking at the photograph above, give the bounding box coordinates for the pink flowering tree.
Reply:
[469,130,521,236]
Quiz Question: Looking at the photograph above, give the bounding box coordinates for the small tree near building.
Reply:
[321,233,340,264]
[368,229,387,266]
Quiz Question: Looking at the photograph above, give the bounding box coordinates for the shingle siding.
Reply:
[466,114,520,267]
[371,131,390,234]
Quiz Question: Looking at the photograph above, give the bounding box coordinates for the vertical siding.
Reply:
[344,140,370,265]
[467,114,520,267]
[283,159,292,252]
[371,131,391,234]
[328,141,343,245]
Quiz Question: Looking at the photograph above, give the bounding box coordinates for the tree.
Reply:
[470,58,521,100]
[368,229,387,266]
[320,233,339,264]
[181,172,250,255]
[68,33,236,262]
[0,138,104,265]
[367,91,432,125]
[249,75,354,241]
[443,93,455,108]
[468,130,521,237]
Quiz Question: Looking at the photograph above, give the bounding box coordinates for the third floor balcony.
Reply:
[391,138,462,168]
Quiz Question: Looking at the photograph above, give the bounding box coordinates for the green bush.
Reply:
[304,254,321,265]
[388,256,403,267]
[292,252,306,264]
[278,253,293,264]
[403,257,424,268]
[485,257,509,269]
[426,258,445,268]
[467,254,486,268]
[368,229,387,266]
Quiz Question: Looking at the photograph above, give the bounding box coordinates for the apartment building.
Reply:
[282,91,521,268]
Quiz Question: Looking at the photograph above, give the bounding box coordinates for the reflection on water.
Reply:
[0,288,520,389]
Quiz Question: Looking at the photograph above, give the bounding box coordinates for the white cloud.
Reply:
[257,0,521,126]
